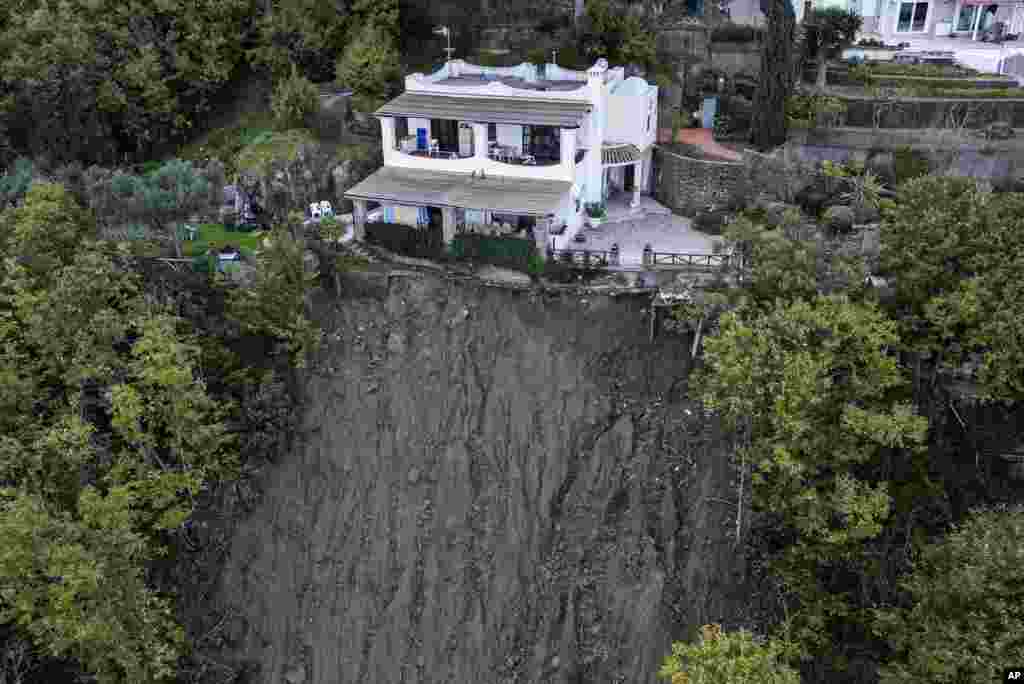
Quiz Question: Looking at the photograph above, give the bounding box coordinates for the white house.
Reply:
[834,0,1024,43]
[344,58,659,252]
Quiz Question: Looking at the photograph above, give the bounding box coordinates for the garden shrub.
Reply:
[448,234,536,271]
[271,65,321,131]
[364,221,441,258]
[892,146,930,185]
[694,210,731,235]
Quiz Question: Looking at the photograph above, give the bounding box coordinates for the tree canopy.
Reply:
[880,175,1024,402]
[0,184,237,682]
[872,505,1024,684]
[658,623,801,684]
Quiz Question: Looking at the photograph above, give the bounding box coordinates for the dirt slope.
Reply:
[211,271,755,684]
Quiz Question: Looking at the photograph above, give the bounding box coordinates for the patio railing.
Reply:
[548,248,616,269]
[647,252,732,269]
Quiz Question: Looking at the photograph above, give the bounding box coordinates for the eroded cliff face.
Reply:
[213,271,754,684]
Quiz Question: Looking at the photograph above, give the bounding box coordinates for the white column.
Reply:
[380,116,397,164]
[972,3,983,40]
[631,161,641,208]
[352,199,367,242]
[472,122,489,161]
[952,0,963,33]
[442,207,457,244]
[584,59,609,205]
[560,128,576,177]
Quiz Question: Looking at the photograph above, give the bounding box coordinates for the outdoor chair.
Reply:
[319,200,334,217]
[309,202,322,220]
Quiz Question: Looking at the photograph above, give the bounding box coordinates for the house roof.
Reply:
[344,166,571,216]
[375,92,592,128]
[602,143,642,166]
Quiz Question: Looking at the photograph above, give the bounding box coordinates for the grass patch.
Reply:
[234,128,316,176]
[898,86,1024,98]
[860,62,978,78]
[178,111,278,180]
[181,223,264,258]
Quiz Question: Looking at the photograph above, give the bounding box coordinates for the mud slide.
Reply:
[202,271,760,684]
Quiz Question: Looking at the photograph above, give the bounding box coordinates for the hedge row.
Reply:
[364,221,442,259]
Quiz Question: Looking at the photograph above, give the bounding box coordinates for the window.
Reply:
[897,1,929,32]
[488,123,497,142]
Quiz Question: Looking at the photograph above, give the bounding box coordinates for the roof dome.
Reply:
[612,76,650,95]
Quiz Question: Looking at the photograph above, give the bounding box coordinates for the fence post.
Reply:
[643,243,652,267]
[610,243,620,266]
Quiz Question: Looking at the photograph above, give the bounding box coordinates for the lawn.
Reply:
[181,223,264,258]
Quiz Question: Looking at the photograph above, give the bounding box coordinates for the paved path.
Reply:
[577,214,723,266]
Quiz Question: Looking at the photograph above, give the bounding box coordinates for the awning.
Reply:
[375,92,591,128]
[602,143,642,166]
[344,166,571,216]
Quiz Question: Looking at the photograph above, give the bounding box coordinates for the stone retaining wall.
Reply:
[652,146,747,215]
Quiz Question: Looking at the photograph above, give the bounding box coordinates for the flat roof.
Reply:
[375,92,591,128]
[344,166,571,216]
[435,75,587,92]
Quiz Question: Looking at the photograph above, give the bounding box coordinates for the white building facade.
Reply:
[345,58,659,253]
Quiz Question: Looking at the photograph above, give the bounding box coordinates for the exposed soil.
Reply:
[186,270,765,684]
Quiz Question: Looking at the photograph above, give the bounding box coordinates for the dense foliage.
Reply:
[271,65,322,131]
[334,25,403,112]
[0,0,251,165]
[880,175,1024,402]
[576,0,656,69]
[0,184,237,682]
[658,624,801,684]
[751,0,795,149]
[871,505,1024,683]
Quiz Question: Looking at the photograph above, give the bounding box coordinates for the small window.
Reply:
[488,123,497,142]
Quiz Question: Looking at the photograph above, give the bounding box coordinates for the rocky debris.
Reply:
[854,204,881,224]
[212,275,751,684]
[283,664,306,684]
[474,264,533,286]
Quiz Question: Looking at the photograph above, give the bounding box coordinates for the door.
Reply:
[416,128,428,151]
[896,1,929,32]
[624,164,635,192]
[957,4,979,31]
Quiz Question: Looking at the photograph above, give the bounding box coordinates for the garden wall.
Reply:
[652,146,746,215]
[709,42,761,77]
[840,96,1024,129]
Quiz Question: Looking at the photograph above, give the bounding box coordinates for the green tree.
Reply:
[271,64,322,130]
[576,0,656,69]
[0,0,250,164]
[228,224,321,367]
[752,0,796,149]
[872,505,1024,684]
[696,295,929,658]
[334,24,403,112]
[807,8,862,90]
[246,0,352,81]
[0,182,236,683]
[110,159,213,258]
[879,176,1024,401]
[658,623,801,684]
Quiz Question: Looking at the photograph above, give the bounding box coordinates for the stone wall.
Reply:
[652,145,747,215]
[840,97,1024,129]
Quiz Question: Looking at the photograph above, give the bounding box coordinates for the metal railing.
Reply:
[647,251,732,269]
[547,248,616,269]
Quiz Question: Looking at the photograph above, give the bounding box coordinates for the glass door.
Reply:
[897,1,929,31]
[957,4,979,31]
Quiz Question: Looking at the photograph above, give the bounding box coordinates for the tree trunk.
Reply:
[751,0,796,151]
[575,0,585,28]
[816,52,828,90]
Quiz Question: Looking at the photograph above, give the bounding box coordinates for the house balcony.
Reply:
[385,116,581,182]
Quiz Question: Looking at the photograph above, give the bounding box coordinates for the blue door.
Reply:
[702,97,718,130]
[416,128,428,150]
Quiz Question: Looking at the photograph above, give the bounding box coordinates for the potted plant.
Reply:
[585,202,607,227]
